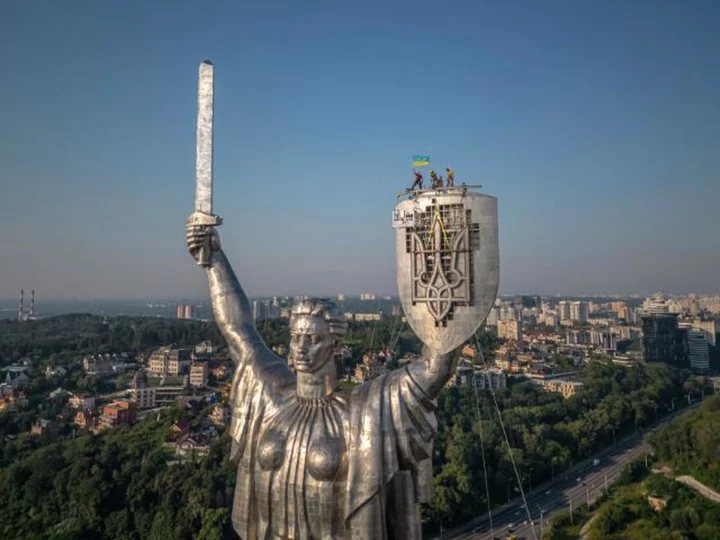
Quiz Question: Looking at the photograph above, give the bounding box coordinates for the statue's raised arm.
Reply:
[186,224,293,387]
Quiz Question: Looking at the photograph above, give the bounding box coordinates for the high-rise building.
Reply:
[570,301,589,324]
[558,301,571,321]
[183,305,193,320]
[688,330,710,372]
[691,318,717,347]
[590,329,617,352]
[642,313,687,367]
[497,319,523,347]
[337,294,346,302]
[176,305,184,319]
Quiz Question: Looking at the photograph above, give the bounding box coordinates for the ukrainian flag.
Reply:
[413,155,430,167]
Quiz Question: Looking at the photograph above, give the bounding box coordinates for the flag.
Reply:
[412,155,430,167]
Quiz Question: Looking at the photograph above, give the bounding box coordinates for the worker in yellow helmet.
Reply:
[446,166,455,188]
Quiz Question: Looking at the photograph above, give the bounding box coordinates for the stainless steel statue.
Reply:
[186,60,499,539]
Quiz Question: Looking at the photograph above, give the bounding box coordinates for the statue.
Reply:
[186,60,499,539]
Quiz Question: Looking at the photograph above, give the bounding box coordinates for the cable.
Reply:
[473,333,538,540]
[471,377,494,537]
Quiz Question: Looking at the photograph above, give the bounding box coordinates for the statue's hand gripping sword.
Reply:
[189,59,222,267]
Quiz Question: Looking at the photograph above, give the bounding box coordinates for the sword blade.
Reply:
[195,60,214,215]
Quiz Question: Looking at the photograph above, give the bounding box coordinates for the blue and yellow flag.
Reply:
[412,155,430,167]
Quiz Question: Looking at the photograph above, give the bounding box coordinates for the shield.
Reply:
[395,191,499,355]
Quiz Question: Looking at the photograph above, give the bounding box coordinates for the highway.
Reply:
[443,400,703,540]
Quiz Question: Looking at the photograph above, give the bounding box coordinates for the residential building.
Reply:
[189,362,208,387]
[83,354,115,376]
[98,400,137,430]
[209,404,230,426]
[195,340,214,357]
[691,318,717,347]
[0,390,28,412]
[176,305,184,319]
[45,365,67,378]
[148,346,191,376]
[183,305,194,320]
[498,319,523,346]
[169,418,190,441]
[175,433,211,457]
[557,301,571,321]
[642,313,688,367]
[337,293,346,302]
[74,409,99,430]
[3,366,30,388]
[536,379,584,398]
[570,301,589,324]
[131,385,186,409]
[688,330,710,372]
[69,393,95,410]
[473,369,507,390]
[360,293,376,301]
[31,419,58,437]
[590,329,617,352]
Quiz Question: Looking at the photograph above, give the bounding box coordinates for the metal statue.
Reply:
[186,60,499,539]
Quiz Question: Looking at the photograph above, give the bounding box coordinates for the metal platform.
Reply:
[396,184,484,201]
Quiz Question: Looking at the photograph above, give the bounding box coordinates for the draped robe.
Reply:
[227,346,437,540]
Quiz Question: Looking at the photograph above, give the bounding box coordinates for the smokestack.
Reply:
[30,290,35,317]
[19,289,24,321]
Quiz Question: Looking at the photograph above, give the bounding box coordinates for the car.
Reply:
[576,476,583,483]
[593,458,601,466]
[545,489,552,495]
[515,510,521,516]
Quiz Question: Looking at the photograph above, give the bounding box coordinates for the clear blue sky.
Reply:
[1,0,719,300]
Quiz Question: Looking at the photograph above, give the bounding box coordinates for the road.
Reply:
[443,400,703,540]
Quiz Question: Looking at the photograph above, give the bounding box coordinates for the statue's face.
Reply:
[289,314,335,373]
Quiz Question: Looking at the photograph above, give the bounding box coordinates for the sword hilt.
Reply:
[188,212,223,268]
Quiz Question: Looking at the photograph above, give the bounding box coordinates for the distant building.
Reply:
[690,318,717,347]
[3,366,30,389]
[391,305,402,317]
[130,370,186,409]
[536,379,584,398]
[360,293,377,301]
[498,319,523,346]
[687,330,710,372]
[176,305,184,319]
[184,305,194,320]
[590,329,617,352]
[473,369,507,390]
[209,404,230,426]
[31,419,58,437]
[83,354,115,376]
[74,409,100,430]
[337,294,346,302]
[0,390,28,412]
[169,418,190,441]
[557,301,571,321]
[45,365,67,378]
[195,340,214,356]
[148,346,191,376]
[175,433,211,457]
[98,400,137,430]
[570,301,589,325]
[642,313,688,367]
[189,362,208,388]
[69,393,96,410]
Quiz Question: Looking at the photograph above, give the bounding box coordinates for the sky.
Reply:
[1,0,719,300]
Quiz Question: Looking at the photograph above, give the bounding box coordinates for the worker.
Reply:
[411,169,424,190]
[446,166,455,188]
[429,169,440,189]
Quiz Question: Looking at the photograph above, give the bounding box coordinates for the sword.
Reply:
[189,59,222,267]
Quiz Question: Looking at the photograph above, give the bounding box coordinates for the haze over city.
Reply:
[1,1,719,300]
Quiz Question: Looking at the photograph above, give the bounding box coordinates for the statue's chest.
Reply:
[256,398,349,483]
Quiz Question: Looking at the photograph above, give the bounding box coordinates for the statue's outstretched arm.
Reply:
[407,346,460,400]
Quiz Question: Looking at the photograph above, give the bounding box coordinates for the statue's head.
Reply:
[289,298,348,373]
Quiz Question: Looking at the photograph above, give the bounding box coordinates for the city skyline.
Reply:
[1,1,719,299]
